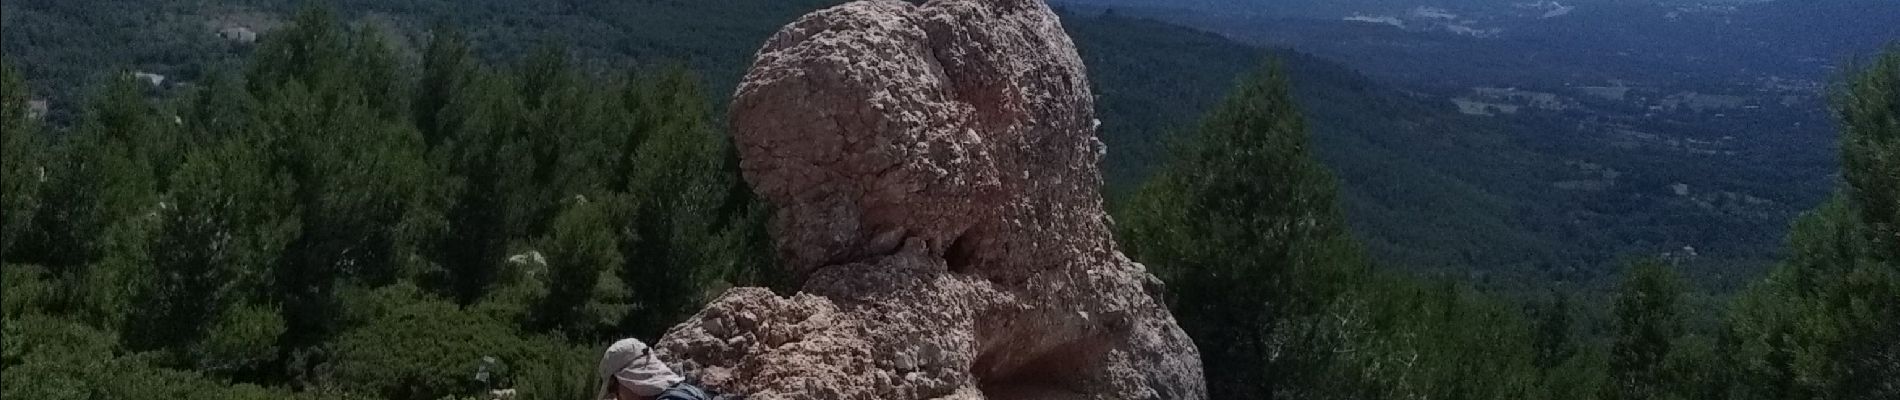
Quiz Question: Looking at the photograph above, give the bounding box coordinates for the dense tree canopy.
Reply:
[1119,64,1367,399]
[1718,49,1900,400]
[1113,49,1900,400]
[2,7,771,399]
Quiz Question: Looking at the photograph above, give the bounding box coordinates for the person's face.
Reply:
[614,381,648,400]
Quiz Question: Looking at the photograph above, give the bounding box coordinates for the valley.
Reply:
[1058,0,1900,291]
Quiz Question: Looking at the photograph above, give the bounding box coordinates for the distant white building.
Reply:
[219,26,259,44]
[134,72,166,88]
[28,99,48,120]
[1343,14,1405,28]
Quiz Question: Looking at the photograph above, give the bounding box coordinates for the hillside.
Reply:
[1068,15,1595,287]
[1061,0,1900,290]
[1075,11,1800,292]
[1,0,844,121]
[7,1,1898,399]
[3,0,1780,291]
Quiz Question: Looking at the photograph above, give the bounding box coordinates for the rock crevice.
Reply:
[655,1,1206,398]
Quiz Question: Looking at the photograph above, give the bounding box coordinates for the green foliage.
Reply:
[508,44,597,227]
[319,285,586,400]
[1533,292,1579,371]
[321,289,513,400]
[532,197,630,339]
[193,303,291,377]
[182,71,265,145]
[4,2,1894,400]
[510,351,598,400]
[247,6,353,99]
[431,67,536,303]
[5,0,1827,292]
[1661,334,1727,400]
[235,8,450,358]
[610,67,748,339]
[1834,48,1900,261]
[1545,348,1613,400]
[414,25,476,147]
[3,314,124,399]
[2,264,58,317]
[1120,63,1368,399]
[1068,14,1604,291]
[127,137,299,362]
[1721,49,1900,400]
[1117,60,1617,400]
[30,73,160,267]
[1726,198,1871,400]
[10,72,165,328]
[1,313,310,400]
[725,199,793,293]
[1,64,44,258]
[6,6,777,397]
[1606,259,1686,400]
[1288,279,1553,400]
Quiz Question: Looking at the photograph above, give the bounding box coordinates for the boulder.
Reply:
[655,1,1206,399]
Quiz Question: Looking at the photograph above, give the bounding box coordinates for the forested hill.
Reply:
[1068,15,1601,288]
[6,1,1899,399]
[1,0,844,121]
[1079,12,1781,292]
[4,0,1655,290]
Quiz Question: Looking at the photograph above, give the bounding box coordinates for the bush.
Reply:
[2,264,57,317]
[0,314,307,400]
[192,303,290,376]
[318,285,590,400]
[533,197,629,339]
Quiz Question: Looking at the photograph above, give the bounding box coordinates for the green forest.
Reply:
[1117,59,1900,399]
[3,0,1802,292]
[4,3,1898,400]
[3,8,780,399]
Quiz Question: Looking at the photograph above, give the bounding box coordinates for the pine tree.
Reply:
[431,69,537,304]
[130,136,298,375]
[349,28,409,120]
[180,71,262,146]
[1533,291,1577,370]
[1118,63,1366,400]
[1606,259,1685,400]
[1,64,44,259]
[1728,198,1869,400]
[532,197,627,339]
[1836,48,1900,262]
[515,44,616,209]
[1725,49,1900,400]
[245,6,441,354]
[28,73,161,325]
[611,67,743,338]
[247,6,349,100]
[414,24,476,147]
[1830,47,1900,400]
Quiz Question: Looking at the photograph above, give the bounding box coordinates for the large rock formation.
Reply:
[654,0,1206,398]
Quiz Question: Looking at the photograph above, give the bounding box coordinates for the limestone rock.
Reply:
[656,1,1206,399]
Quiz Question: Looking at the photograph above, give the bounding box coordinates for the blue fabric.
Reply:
[656,382,713,400]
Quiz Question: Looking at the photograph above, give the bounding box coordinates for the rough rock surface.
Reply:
[654,0,1206,399]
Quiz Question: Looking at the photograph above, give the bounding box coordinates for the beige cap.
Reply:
[595,338,685,399]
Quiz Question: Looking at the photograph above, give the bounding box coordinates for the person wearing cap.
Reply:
[596,338,717,400]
